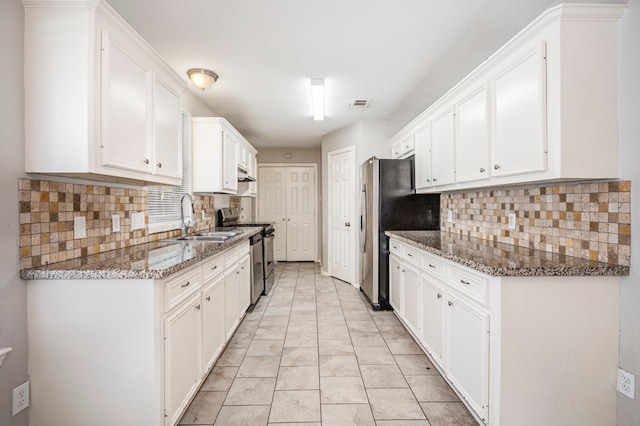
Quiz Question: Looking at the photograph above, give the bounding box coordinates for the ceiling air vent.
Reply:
[349,99,370,109]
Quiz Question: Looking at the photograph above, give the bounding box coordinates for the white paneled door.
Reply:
[286,167,316,261]
[258,165,317,262]
[328,147,355,284]
[258,167,287,261]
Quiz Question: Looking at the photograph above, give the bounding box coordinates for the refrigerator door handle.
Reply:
[360,183,367,253]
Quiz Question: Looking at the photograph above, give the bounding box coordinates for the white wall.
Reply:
[0,0,29,424]
[618,0,640,424]
[320,120,395,281]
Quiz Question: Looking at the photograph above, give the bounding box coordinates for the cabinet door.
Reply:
[414,123,433,190]
[431,107,456,186]
[247,152,257,180]
[403,263,420,335]
[492,42,547,177]
[100,31,152,174]
[164,294,202,426]
[222,132,239,193]
[456,84,490,183]
[445,292,489,423]
[420,277,444,368]
[153,77,182,179]
[224,265,240,340]
[389,255,403,313]
[238,254,251,315]
[391,140,403,159]
[202,275,226,373]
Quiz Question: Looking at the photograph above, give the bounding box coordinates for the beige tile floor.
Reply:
[179,262,477,426]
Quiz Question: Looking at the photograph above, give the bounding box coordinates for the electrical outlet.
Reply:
[508,213,516,230]
[12,381,29,416]
[131,211,145,231]
[618,367,636,399]
[447,210,453,223]
[74,216,86,239]
[112,214,120,232]
[202,209,206,220]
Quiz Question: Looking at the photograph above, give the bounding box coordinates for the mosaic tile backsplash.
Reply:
[19,178,215,269]
[441,181,631,266]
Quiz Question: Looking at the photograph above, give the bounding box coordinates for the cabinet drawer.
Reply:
[389,239,404,256]
[225,245,239,266]
[237,240,250,256]
[421,252,445,280]
[164,267,202,312]
[202,254,224,283]
[404,245,420,266]
[447,266,490,307]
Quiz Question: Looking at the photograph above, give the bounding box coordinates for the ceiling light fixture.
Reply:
[311,78,325,121]
[187,68,219,91]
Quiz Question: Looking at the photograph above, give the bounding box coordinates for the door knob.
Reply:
[345,222,351,227]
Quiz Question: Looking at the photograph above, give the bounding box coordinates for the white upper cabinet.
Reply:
[391,133,415,159]
[192,117,258,195]
[455,83,490,183]
[491,42,547,177]
[430,107,456,186]
[23,0,184,186]
[392,4,625,193]
[414,123,432,189]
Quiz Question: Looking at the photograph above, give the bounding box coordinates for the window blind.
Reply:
[147,111,192,232]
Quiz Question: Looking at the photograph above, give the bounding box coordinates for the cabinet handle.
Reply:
[206,296,211,302]
[180,281,190,288]
[407,253,413,257]
[460,279,471,285]
[428,264,436,268]
[405,144,410,149]
[480,168,485,173]
[157,162,162,168]
[195,304,201,310]
[448,301,453,307]
[401,269,405,273]
[144,159,149,164]
[236,271,240,275]
[433,178,438,182]
[211,265,218,270]
[494,164,500,170]
[437,293,442,299]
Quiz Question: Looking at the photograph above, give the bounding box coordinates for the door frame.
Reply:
[256,163,319,262]
[326,146,356,286]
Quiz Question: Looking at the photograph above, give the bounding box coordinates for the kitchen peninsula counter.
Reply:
[20,227,262,280]
[386,230,629,277]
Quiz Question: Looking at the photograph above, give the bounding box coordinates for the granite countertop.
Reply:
[386,230,629,277]
[20,227,262,280]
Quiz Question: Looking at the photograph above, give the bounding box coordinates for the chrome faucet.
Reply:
[180,193,196,236]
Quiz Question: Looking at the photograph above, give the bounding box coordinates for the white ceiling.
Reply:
[106,0,612,148]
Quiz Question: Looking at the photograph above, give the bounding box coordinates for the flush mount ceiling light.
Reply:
[187,68,219,91]
[311,78,325,121]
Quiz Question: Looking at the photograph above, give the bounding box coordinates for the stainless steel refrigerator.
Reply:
[359,157,440,310]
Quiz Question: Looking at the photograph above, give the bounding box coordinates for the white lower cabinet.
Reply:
[225,264,241,341]
[445,291,489,423]
[164,293,203,426]
[238,254,251,314]
[419,276,445,368]
[202,274,226,373]
[27,240,253,426]
[389,254,403,312]
[389,237,619,426]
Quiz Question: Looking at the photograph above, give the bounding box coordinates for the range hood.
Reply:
[238,171,256,182]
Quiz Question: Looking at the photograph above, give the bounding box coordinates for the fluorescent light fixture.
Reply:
[187,68,219,91]
[311,78,325,121]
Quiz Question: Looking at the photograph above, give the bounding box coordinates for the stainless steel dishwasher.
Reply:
[248,231,265,304]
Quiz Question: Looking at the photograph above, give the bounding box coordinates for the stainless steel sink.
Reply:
[194,231,242,237]
[173,235,227,242]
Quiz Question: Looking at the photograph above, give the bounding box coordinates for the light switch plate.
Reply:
[112,214,120,232]
[447,210,453,223]
[74,216,86,239]
[202,210,206,220]
[131,211,145,231]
